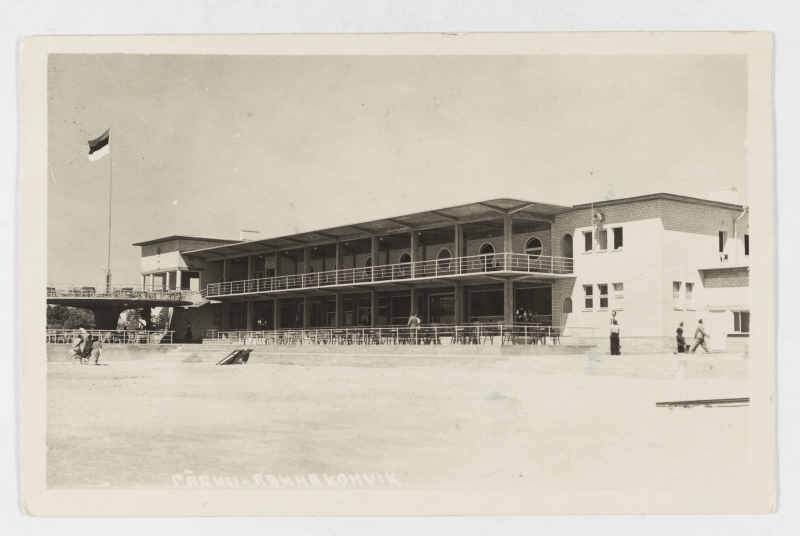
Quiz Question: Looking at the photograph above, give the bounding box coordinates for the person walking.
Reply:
[80,334,95,365]
[673,322,687,354]
[89,336,103,365]
[688,319,711,354]
[69,332,84,365]
[184,321,193,342]
[610,318,621,355]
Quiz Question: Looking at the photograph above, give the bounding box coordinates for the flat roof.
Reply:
[572,192,746,211]
[173,193,747,260]
[132,235,242,247]
[181,198,572,259]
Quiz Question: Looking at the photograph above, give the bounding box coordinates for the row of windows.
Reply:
[673,281,695,310]
[583,227,623,253]
[255,237,550,274]
[578,283,624,312]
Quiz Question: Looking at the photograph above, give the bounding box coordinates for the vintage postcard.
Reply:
[21,33,775,516]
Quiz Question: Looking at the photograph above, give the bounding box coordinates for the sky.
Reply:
[47,53,748,286]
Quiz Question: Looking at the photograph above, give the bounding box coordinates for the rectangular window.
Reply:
[613,227,623,250]
[718,231,727,253]
[584,231,593,252]
[598,284,609,309]
[733,311,750,333]
[744,234,749,256]
[583,285,593,310]
[597,230,608,251]
[612,283,624,310]
[685,282,694,310]
[673,282,682,309]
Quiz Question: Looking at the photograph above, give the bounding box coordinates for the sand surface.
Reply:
[47,355,749,490]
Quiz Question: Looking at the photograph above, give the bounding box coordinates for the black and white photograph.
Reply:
[19,33,775,517]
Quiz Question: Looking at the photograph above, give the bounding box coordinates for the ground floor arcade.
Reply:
[213,281,555,332]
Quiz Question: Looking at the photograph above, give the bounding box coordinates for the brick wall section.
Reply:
[701,267,749,288]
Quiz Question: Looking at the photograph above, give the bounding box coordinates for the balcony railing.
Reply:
[46,329,174,345]
[203,252,574,298]
[47,284,203,304]
[204,324,596,346]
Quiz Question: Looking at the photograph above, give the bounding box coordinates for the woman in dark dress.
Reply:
[184,322,193,342]
[610,319,621,355]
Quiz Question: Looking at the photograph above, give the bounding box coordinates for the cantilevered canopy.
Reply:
[183,198,571,260]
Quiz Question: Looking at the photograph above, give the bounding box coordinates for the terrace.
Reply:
[202,251,573,299]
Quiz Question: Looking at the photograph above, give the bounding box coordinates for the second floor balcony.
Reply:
[203,252,574,299]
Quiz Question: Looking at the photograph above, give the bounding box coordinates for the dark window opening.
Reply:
[562,234,573,258]
[719,231,725,253]
[613,227,623,250]
[744,234,749,256]
[584,231,593,252]
[734,311,750,333]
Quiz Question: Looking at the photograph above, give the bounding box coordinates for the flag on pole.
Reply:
[88,128,110,161]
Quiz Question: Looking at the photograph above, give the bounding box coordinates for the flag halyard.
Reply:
[88,128,110,161]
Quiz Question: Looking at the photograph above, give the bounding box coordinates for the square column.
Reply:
[303,296,311,329]
[247,256,254,279]
[273,298,281,330]
[454,223,463,274]
[503,215,513,271]
[454,283,464,324]
[222,258,228,280]
[410,230,419,278]
[371,290,378,327]
[335,242,344,283]
[303,246,312,274]
[274,252,282,278]
[222,302,229,329]
[334,293,343,328]
[503,280,514,325]
[175,270,182,291]
[246,300,254,331]
[371,235,380,281]
[411,287,419,316]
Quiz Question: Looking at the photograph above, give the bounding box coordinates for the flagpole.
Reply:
[106,125,113,292]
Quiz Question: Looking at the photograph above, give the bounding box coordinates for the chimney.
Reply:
[239,230,260,241]
[708,187,739,205]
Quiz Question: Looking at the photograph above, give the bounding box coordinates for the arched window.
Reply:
[479,243,495,270]
[365,257,372,268]
[156,246,162,256]
[525,237,543,259]
[399,253,411,264]
[563,296,573,314]
[562,234,573,259]
[437,248,452,271]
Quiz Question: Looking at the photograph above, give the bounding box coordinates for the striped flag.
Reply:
[88,128,110,161]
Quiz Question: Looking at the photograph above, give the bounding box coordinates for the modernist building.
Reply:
[136,193,750,351]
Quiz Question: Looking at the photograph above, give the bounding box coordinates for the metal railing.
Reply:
[204,252,574,298]
[204,324,596,346]
[47,284,202,304]
[46,329,174,345]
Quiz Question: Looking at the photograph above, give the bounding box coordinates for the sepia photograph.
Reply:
[20,33,775,516]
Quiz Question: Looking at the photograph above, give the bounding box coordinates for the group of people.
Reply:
[608,312,711,356]
[514,308,539,323]
[68,328,103,365]
[674,319,711,354]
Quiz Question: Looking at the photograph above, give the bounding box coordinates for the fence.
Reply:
[204,324,597,347]
[47,284,201,304]
[46,329,174,345]
[204,252,574,298]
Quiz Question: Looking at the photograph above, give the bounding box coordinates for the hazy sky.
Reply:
[48,53,748,286]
